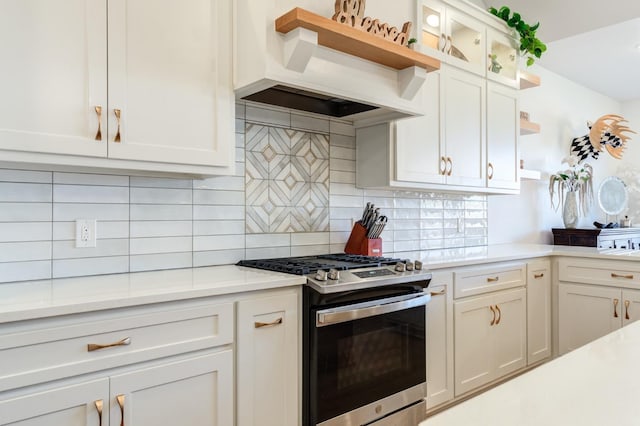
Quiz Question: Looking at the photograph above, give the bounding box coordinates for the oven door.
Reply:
[310,291,428,425]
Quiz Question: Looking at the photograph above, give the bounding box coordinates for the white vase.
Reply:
[563,191,579,229]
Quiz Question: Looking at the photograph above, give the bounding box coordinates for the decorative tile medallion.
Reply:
[246,123,329,233]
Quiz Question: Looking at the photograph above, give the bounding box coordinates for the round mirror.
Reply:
[597,176,628,216]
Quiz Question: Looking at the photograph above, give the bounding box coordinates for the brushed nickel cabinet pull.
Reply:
[439,156,447,175]
[116,394,125,426]
[611,273,634,279]
[446,157,453,176]
[487,276,499,283]
[255,318,283,328]
[430,289,446,296]
[625,300,631,320]
[614,298,619,318]
[495,304,501,325]
[489,305,496,326]
[533,273,544,279]
[94,400,103,426]
[94,106,102,141]
[87,337,131,352]
[113,108,122,142]
[487,162,494,180]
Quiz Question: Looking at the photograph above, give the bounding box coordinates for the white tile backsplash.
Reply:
[0,103,487,283]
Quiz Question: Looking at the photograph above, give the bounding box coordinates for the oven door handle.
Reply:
[315,291,431,327]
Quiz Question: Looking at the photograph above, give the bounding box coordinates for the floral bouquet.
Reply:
[549,155,594,216]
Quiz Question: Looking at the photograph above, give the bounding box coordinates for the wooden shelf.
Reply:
[520,169,541,180]
[520,119,541,135]
[275,8,441,72]
[519,70,540,90]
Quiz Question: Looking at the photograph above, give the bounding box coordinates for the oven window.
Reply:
[314,305,425,423]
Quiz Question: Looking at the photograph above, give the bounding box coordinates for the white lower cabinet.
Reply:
[236,291,300,426]
[425,272,454,411]
[454,287,526,396]
[0,287,301,426]
[559,283,640,355]
[0,378,109,426]
[109,351,233,426]
[527,260,551,364]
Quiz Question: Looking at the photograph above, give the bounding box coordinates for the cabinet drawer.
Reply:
[559,258,640,288]
[0,301,233,392]
[454,263,525,299]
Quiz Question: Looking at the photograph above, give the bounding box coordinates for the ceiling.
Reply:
[483,0,640,101]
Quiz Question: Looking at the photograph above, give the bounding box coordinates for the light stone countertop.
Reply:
[0,265,306,324]
[3,243,640,323]
[422,318,640,426]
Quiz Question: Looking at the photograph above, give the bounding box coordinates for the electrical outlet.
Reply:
[76,219,97,248]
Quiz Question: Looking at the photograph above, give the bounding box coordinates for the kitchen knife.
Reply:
[360,202,371,223]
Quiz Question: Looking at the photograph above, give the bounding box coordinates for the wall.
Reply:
[488,65,623,244]
[0,103,488,284]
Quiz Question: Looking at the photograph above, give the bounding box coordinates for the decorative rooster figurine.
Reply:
[570,114,636,160]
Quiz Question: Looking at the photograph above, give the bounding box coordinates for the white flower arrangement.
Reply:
[549,155,594,215]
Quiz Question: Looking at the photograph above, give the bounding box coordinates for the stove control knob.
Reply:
[414,260,423,270]
[327,269,340,280]
[315,270,328,281]
[406,262,414,271]
[395,262,406,273]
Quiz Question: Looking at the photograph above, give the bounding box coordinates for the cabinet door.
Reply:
[442,66,486,187]
[109,351,233,426]
[237,292,299,426]
[454,293,494,396]
[444,7,486,76]
[107,0,234,169]
[622,289,640,327]
[0,0,107,158]
[0,378,109,426]
[425,273,454,410]
[417,0,447,59]
[558,283,621,355]
[486,82,519,190]
[395,71,445,185]
[492,288,526,378]
[486,28,519,88]
[527,261,551,364]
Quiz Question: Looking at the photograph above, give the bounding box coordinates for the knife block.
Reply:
[344,222,382,256]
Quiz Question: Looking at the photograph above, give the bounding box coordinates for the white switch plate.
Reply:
[76,219,97,248]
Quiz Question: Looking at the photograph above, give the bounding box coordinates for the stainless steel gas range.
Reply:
[237,254,432,426]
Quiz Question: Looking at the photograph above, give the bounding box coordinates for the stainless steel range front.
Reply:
[237,254,432,426]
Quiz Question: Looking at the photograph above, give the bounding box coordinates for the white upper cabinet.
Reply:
[0,0,107,158]
[486,81,519,190]
[418,0,486,76]
[107,0,233,168]
[0,0,234,175]
[486,27,520,88]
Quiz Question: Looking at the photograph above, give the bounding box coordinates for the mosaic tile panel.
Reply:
[246,123,329,233]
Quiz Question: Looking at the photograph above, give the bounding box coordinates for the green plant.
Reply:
[407,37,417,47]
[488,6,547,66]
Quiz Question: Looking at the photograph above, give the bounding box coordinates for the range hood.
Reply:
[234,1,440,127]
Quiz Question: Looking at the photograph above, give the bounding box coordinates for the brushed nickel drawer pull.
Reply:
[430,289,446,296]
[614,298,619,318]
[487,276,499,282]
[534,273,544,279]
[611,273,634,279]
[87,337,131,352]
[255,318,283,328]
